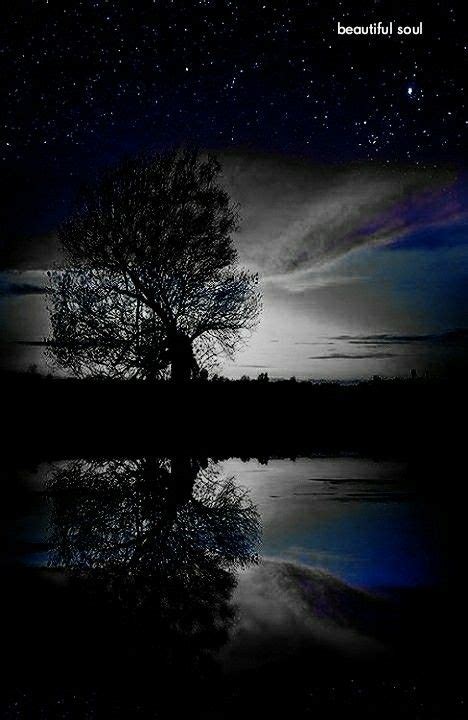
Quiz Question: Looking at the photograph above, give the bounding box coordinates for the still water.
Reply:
[0,455,460,718]
[12,456,442,590]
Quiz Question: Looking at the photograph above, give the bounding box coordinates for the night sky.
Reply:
[1,0,467,378]
[1,0,467,238]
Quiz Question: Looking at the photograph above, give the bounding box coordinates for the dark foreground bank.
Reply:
[2,373,467,719]
[3,373,466,459]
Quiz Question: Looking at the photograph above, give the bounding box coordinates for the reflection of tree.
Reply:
[45,457,260,677]
[47,457,259,574]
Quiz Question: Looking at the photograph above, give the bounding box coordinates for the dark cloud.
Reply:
[295,341,335,345]
[308,352,399,360]
[0,282,50,297]
[0,233,59,271]
[13,340,49,346]
[238,364,275,369]
[329,329,468,347]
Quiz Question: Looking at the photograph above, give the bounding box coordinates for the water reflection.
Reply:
[46,457,260,576]
[1,454,462,718]
[46,457,260,657]
[3,457,261,717]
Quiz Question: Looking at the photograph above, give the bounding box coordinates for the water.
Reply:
[225,457,442,590]
[11,456,443,592]
[0,454,462,718]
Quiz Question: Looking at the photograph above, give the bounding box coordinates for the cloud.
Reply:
[219,559,386,671]
[328,329,468,347]
[0,233,59,271]
[263,265,368,292]
[2,152,462,282]
[219,151,460,279]
[13,340,49,346]
[0,282,50,297]
[345,180,468,252]
[0,270,50,296]
[237,364,275,369]
[308,352,399,360]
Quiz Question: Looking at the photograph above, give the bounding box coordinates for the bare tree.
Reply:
[47,148,261,380]
[44,457,260,691]
[46,456,260,577]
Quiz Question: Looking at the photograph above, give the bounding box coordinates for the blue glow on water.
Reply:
[230,458,443,591]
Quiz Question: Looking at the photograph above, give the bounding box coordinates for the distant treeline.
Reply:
[2,367,448,387]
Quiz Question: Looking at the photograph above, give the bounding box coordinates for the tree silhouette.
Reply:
[37,457,261,712]
[47,149,261,380]
[46,456,260,603]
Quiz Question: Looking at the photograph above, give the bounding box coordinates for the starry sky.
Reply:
[1,0,467,378]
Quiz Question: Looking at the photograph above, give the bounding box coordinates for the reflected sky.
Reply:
[224,457,442,590]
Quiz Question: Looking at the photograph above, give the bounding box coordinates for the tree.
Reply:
[43,457,261,707]
[47,148,261,380]
[45,456,260,644]
[46,456,260,578]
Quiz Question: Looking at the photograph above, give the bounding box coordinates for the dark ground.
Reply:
[3,372,466,459]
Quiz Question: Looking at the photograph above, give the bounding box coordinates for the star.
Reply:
[0,0,466,238]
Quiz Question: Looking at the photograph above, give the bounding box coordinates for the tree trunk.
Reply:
[169,331,196,382]
[170,457,198,505]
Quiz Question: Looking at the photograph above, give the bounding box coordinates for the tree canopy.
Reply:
[44,457,260,695]
[46,456,260,578]
[47,148,261,380]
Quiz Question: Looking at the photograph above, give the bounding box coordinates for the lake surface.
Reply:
[1,455,463,718]
[10,456,443,590]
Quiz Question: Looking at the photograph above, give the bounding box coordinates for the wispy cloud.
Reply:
[3,153,463,283]
[327,329,468,347]
[308,352,399,360]
[0,270,49,296]
[0,282,50,297]
[344,179,468,251]
[219,152,460,282]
